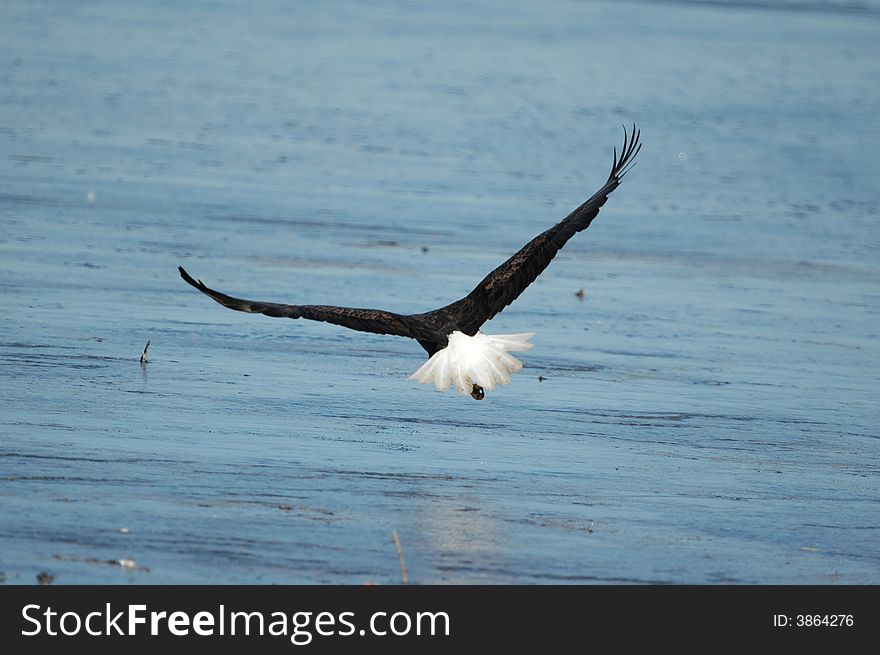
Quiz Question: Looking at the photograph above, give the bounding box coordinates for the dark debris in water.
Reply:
[52,554,150,573]
[36,572,55,585]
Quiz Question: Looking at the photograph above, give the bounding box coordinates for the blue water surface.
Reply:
[0,0,878,583]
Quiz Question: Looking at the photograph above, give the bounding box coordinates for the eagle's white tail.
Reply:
[408,331,535,395]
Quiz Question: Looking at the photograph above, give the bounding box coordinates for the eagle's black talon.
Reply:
[470,384,485,400]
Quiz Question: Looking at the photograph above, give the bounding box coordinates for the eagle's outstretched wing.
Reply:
[178,266,415,338]
[428,124,640,335]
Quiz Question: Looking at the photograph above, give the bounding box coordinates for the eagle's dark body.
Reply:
[179,126,641,397]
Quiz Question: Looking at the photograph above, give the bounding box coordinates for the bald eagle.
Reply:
[180,125,640,400]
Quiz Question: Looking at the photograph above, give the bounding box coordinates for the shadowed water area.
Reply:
[0,0,878,583]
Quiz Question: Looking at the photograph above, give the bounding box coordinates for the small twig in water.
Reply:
[52,554,150,573]
[391,530,409,584]
[139,340,150,366]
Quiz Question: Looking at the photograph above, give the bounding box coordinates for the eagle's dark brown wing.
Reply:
[178,266,415,338]
[426,124,640,336]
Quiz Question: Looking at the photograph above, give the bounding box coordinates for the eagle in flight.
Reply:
[180,125,641,400]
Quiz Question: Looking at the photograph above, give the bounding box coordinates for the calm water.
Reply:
[1,0,878,583]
